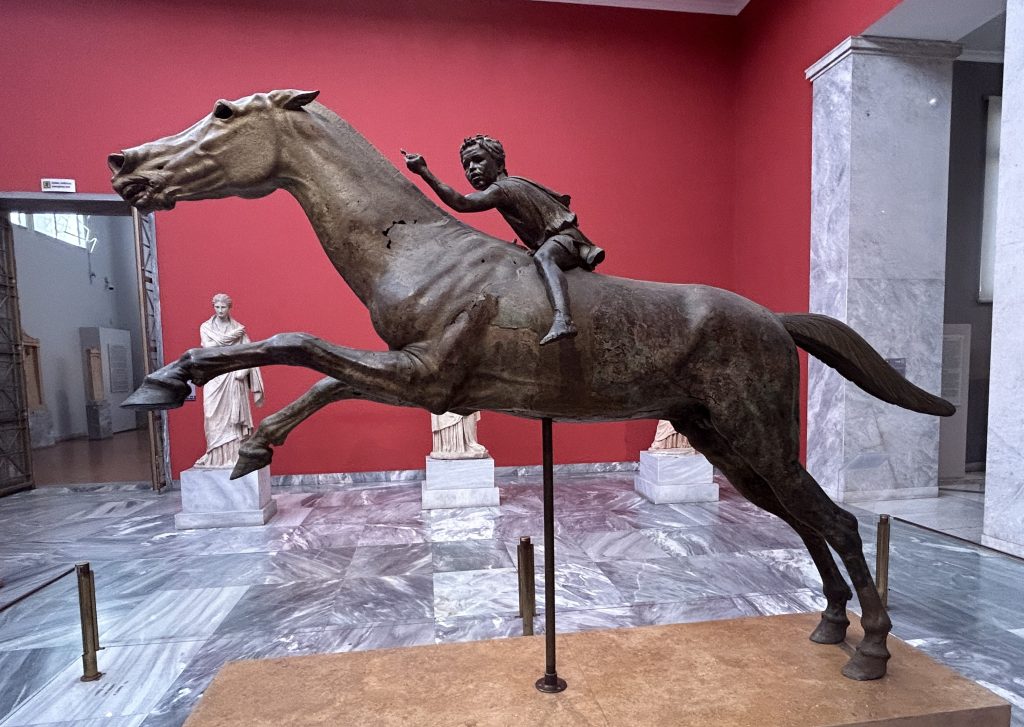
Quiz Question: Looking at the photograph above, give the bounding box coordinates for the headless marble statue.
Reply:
[649,420,695,453]
[430,411,488,460]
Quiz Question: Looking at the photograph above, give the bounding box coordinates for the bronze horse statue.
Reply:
[108,89,954,681]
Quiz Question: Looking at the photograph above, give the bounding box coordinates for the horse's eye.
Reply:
[214,102,234,120]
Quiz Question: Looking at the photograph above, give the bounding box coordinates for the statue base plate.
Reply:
[184,613,1010,727]
[175,466,277,529]
[422,456,499,509]
[634,450,717,504]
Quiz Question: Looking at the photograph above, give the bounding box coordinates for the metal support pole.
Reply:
[535,418,566,693]
[76,563,103,682]
[518,536,536,636]
[875,514,890,608]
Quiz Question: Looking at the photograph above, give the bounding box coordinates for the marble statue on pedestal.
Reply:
[195,293,265,468]
[424,411,497,508]
[430,411,488,459]
[176,293,275,529]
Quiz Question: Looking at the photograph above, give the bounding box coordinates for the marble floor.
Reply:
[0,473,1022,726]
[856,472,987,543]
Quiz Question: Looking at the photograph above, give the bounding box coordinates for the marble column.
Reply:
[806,37,960,503]
[983,0,1024,557]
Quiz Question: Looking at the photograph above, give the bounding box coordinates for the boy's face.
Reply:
[461,145,501,190]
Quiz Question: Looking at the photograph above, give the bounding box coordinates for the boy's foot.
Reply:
[540,317,578,345]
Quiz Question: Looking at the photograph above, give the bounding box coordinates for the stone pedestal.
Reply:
[805,37,959,503]
[634,450,717,504]
[422,456,499,509]
[175,466,276,529]
[85,400,112,440]
[28,408,55,449]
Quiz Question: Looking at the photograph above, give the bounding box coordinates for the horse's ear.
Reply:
[271,89,320,110]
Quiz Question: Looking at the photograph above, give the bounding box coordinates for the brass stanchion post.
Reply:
[76,562,103,681]
[518,536,536,636]
[875,514,890,608]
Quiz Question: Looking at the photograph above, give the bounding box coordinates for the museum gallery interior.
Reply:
[1,0,1023,724]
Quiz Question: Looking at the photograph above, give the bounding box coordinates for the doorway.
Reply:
[0,193,169,493]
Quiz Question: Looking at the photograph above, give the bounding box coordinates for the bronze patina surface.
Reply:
[109,90,954,680]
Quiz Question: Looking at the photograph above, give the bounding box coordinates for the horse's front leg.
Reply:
[232,376,352,479]
[124,294,498,411]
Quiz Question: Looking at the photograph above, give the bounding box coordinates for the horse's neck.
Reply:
[279,108,453,306]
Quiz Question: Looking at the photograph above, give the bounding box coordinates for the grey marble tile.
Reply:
[286,523,366,549]
[103,586,249,645]
[300,505,371,527]
[31,718,148,727]
[598,552,806,605]
[345,543,432,578]
[426,506,501,542]
[430,539,513,573]
[332,574,434,626]
[433,568,520,620]
[644,522,805,559]
[1,639,204,725]
[633,595,760,626]
[356,522,427,546]
[434,614,528,644]
[0,585,145,652]
[212,580,341,636]
[557,510,637,533]
[0,645,78,720]
[81,499,160,520]
[536,561,628,612]
[572,530,673,562]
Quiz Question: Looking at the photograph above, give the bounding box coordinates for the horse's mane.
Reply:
[304,101,445,220]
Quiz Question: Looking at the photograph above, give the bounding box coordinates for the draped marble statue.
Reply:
[649,420,696,453]
[195,294,265,467]
[430,411,489,459]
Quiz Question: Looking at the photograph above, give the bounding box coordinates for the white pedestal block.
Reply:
[422,456,499,509]
[176,466,277,529]
[634,450,717,504]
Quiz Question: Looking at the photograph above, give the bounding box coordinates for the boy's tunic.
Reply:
[492,176,605,270]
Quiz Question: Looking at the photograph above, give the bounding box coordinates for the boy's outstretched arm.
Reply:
[401,150,502,213]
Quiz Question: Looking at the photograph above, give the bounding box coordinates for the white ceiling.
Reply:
[530,0,751,15]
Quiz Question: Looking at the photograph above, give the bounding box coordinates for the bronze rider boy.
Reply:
[401,135,605,345]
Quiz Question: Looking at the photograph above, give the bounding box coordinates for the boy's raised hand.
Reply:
[400,149,428,175]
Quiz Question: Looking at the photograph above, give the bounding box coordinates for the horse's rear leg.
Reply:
[730,432,890,679]
[673,420,852,645]
[233,377,354,479]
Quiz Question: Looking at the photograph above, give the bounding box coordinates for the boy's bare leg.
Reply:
[534,241,578,345]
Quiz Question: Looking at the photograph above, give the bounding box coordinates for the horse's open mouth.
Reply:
[116,178,174,212]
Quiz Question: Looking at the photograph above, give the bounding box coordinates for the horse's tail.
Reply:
[779,313,955,417]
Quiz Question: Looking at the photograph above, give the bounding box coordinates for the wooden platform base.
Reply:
[185,613,1010,727]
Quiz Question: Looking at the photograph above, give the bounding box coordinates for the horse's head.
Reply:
[109,89,319,214]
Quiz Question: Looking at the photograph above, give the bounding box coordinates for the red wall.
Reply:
[732,0,902,311]
[1,0,903,476]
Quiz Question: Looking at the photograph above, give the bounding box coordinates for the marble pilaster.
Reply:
[983,0,1024,557]
[806,36,958,503]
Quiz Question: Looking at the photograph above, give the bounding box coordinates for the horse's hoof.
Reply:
[231,442,273,479]
[809,616,849,645]
[841,648,890,680]
[122,376,190,410]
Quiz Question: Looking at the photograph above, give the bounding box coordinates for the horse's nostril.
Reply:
[107,152,126,174]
